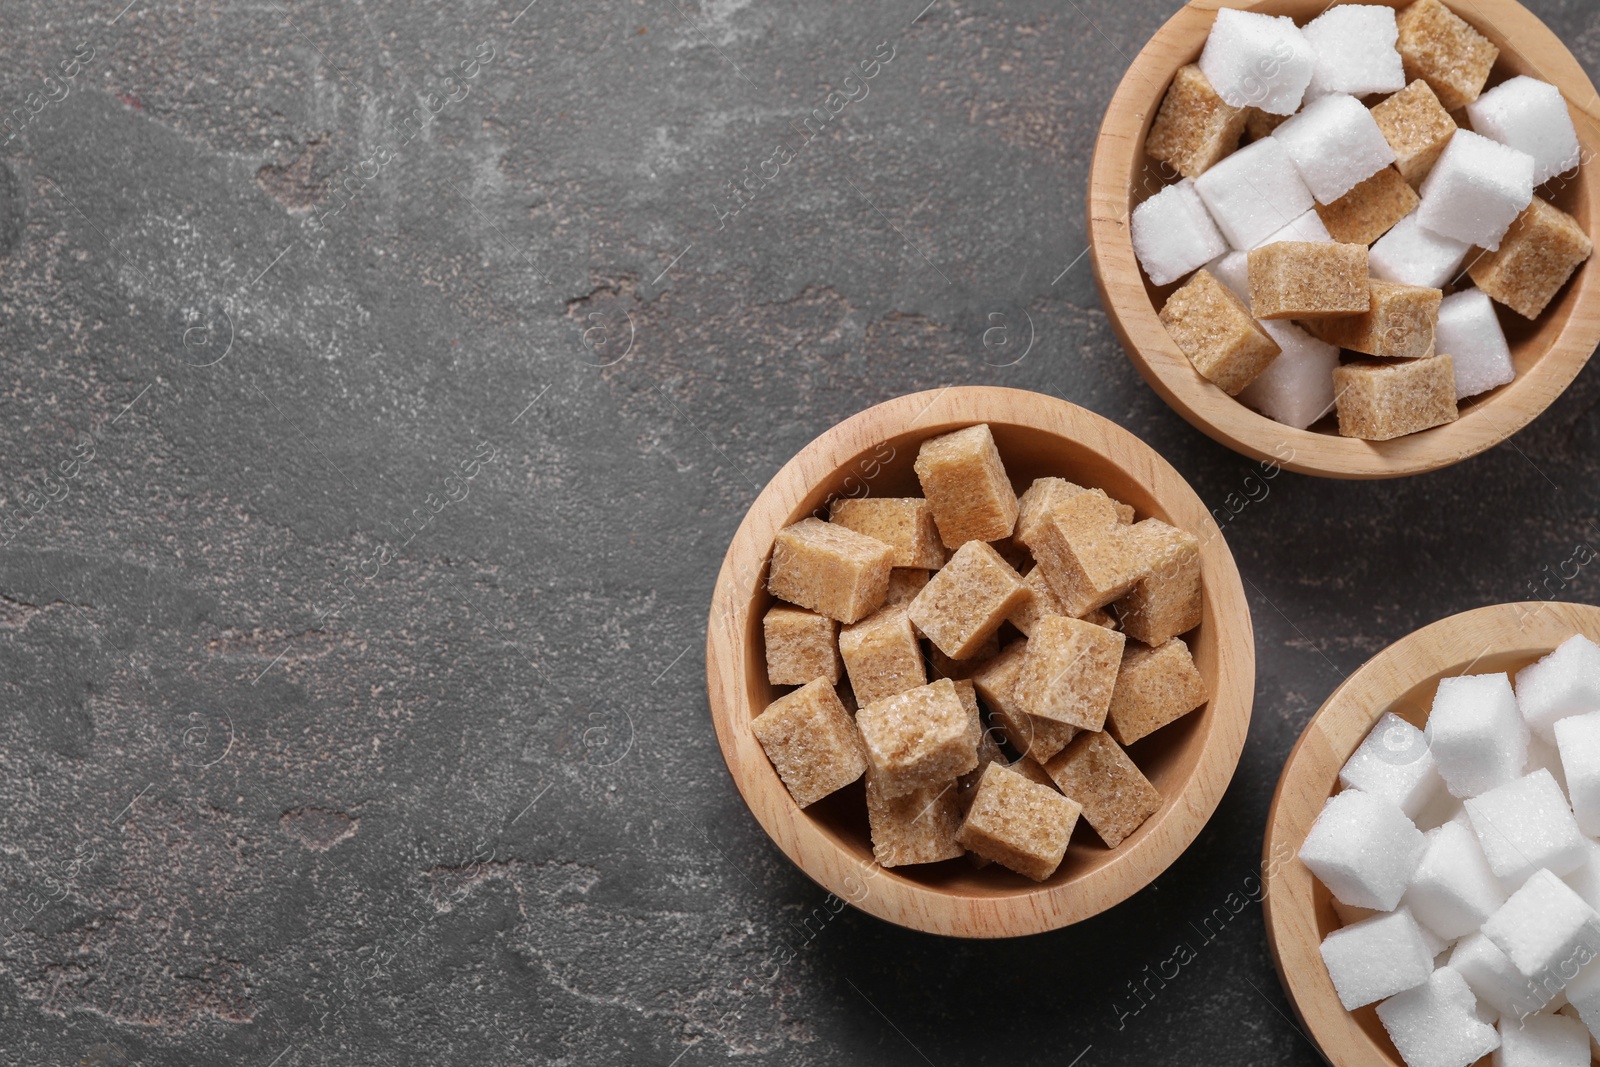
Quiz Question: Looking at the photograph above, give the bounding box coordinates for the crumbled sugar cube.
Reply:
[1376,966,1501,1067]
[1316,167,1420,245]
[763,604,842,686]
[1105,637,1207,746]
[1008,566,1068,637]
[1320,908,1436,1010]
[768,517,895,624]
[1160,270,1282,395]
[1299,788,1427,910]
[1493,1012,1591,1067]
[1249,240,1370,319]
[829,497,948,570]
[1015,477,1086,548]
[1238,320,1341,430]
[913,424,1019,549]
[1302,4,1406,98]
[1131,178,1231,286]
[908,540,1027,660]
[1452,932,1560,1019]
[1194,137,1317,249]
[1273,92,1397,203]
[839,604,926,707]
[1405,820,1507,940]
[1468,197,1594,320]
[856,678,980,799]
[1436,289,1515,400]
[1307,279,1440,360]
[751,678,868,807]
[1146,64,1249,179]
[1372,79,1458,186]
[1205,249,1251,300]
[1518,636,1600,740]
[1333,357,1459,442]
[1554,712,1600,837]
[1255,208,1333,249]
[1396,0,1500,112]
[1114,519,1202,647]
[1029,490,1144,615]
[1342,712,1445,818]
[956,761,1081,881]
[1417,130,1536,252]
[1427,672,1529,799]
[1467,75,1581,186]
[865,771,964,867]
[1370,211,1473,290]
[884,567,930,606]
[1466,770,1588,884]
[1482,869,1600,992]
[971,639,1079,764]
[1044,730,1161,848]
[1014,615,1126,730]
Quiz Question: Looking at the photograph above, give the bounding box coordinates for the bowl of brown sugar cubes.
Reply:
[704,387,1255,937]
[1088,0,1600,479]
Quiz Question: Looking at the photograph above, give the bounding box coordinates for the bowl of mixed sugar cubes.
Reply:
[1125,0,1594,448]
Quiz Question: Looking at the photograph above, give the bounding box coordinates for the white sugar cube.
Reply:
[1566,961,1600,1039]
[1406,820,1508,941]
[1370,212,1473,290]
[1482,869,1600,993]
[1341,712,1446,818]
[1437,289,1516,400]
[1554,711,1600,836]
[1300,788,1427,910]
[1452,932,1560,1019]
[1198,9,1315,116]
[1466,770,1588,884]
[1516,635,1600,740]
[1493,1012,1591,1067]
[1273,93,1397,203]
[1427,672,1529,799]
[1132,179,1229,286]
[1417,130,1536,252]
[1563,840,1600,912]
[1377,967,1502,1067]
[1206,250,1251,300]
[1526,733,1571,797]
[1238,320,1339,430]
[1321,908,1437,1009]
[1194,136,1316,250]
[1468,76,1582,187]
[1301,4,1405,98]
[1255,208,1333,249]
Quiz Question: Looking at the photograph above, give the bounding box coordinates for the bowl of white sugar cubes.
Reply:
[1264,601,1600,1066]
[1088,0,1600,479]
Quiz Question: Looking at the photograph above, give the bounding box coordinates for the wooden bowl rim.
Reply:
[1086,0,1600,480]
[704,386,1256,938]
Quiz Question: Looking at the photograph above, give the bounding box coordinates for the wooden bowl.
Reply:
[1262,601,1600,1065]
[1087,0,1600,480]
[704,387,1255,937]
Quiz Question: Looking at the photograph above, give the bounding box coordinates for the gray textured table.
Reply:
[2,1,1598,1064]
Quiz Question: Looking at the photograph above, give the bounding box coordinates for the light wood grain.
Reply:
[704,387,1256,937]
[1087,0,1600,479]
[1262,601,1600,1065]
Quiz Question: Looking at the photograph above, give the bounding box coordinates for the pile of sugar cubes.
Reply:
[1133,0,1592,440]
[751,423,1211,881]
[1300,633,1600,1067]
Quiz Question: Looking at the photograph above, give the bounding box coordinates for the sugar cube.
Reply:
[1205,249,1251,300]
[1044,730,1162,848]
[1320,908,1436,1009]
[1029,490,1145,615]
[1482,869,1600,991]
[768,517,895,623]
[1555,712,1600,837]
[913,424,1019,549]
[1146,64,1249,179]
[1316,167,1420,245]
[1333,356,1458,442]
[1249,241,1370,319]
[1396,0,1500,112]
[1370,211,1473,290]
[763,605,842,686]
[1307,279,1440,360]
[856,678,980,799]
[1198,9,1315,116]
[1015,477,1086,548]
[1255,208,1333,249]
[1299,788,1427,910]
[1373,79,1458,186]
[907,540,1027,660]
[1302,4,1406,98]
[1131,178,1231,286]
[1436,288,1515,400]
[1194,137,1316,250]
[1405,820,1507,940]
[751,678,868,807]
[971,639,1079,764]
[1014,615,1126,730]
[1492,1012,1591,1067]
[1517,635,1600,740]
[1160,270,1282,395]
[1427,672,1529,798]
[1341,712,1445,818]
[1469,197,1593,320]
[1238,320,1340,430]
[1563,840,1600,912]
[1114,519,1202,647]
[1468,76,1581,186]
[1466,770,1588,883]
[1105,637,1207,746]
[956,761,1081,881]
[1376,966,1501,1067]
[866,772,964,867]
[1008,566,1068,637]
[1273,92,1397,203]
[1417,130,1536,252]
[839,604,926,707]
[829,497,947,570]
[1452,932,1560,1019]
[884,567,930,606]
[1567,959,1600,1037]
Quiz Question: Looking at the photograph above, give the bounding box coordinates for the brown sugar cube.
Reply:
[1044,732,1162,849]
[751,678,868,807]
[839,605,926,707]
[1106,638,1209,746]
[763,605,842,686]
[884,567,930,606]
[1114,519,1202,647]
[1145,63,1248,179]
[907,541,1027,660]
[1014,615,1127,730]
[970,639,1079,763]
[1315,168,1420,246]
[1396,0,1498,112]
[1159,270,1281,395]
[768,518,894,624]
[1468,197,1594,320]
[956,762,1082,881]
[1009,756,1057,789]
[1009,567,1069,637]
[1371,80,1457,186]
[1306,279,1441,361]
[829,497,948,570]
[856,678,980,799]
[1249,241,1370,320]
[1245,106,1288,141]
[866,772,964,867]
[912,424,1019,548]
[1333,356,1459,441]
[1015,477,1086,548]
[929,633,999,681]
[1031,491,1150,616]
